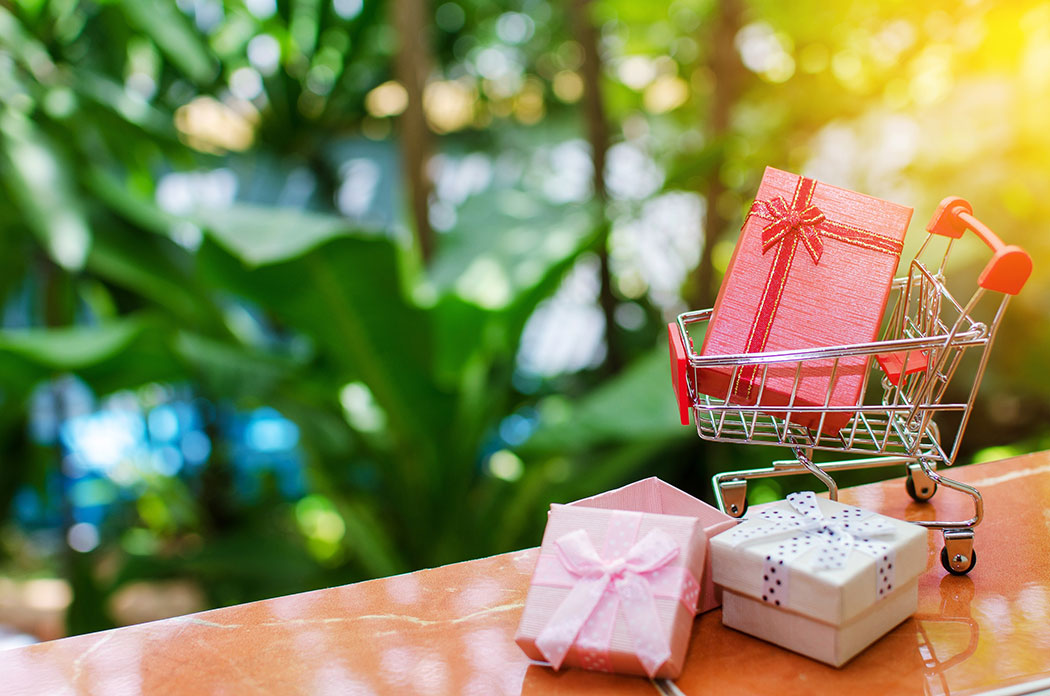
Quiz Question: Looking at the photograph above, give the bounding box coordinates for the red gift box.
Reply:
[697,167,912,434]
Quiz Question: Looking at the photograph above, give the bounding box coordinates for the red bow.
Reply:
[756,195,827,263]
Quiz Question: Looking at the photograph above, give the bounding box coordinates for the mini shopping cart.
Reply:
[668,196,1032,575]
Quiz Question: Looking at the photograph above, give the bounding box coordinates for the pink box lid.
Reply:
[516,503,706,678]
[569,477,736,614]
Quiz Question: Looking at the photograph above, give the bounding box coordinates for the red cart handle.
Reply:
[667,323,691,426]
[926,197,1032,295]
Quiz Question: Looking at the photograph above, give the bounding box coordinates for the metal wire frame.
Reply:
[673,239,1008,468]
[672,230,1017,545]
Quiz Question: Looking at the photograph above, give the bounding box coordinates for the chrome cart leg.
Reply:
[906,461,938,502]
[716,478,749,518]
[941,529,977,575]
[907,460,982,575]
[913,459,984,529]
[709,454,915,516]
[794,447,839,501]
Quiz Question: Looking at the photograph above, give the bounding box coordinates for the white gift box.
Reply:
[710,492,927,667]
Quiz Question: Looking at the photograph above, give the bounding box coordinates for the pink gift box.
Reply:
[566,477,736,614]
[515,478,736,679]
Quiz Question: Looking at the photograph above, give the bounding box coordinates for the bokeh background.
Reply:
[1,0,1047,643]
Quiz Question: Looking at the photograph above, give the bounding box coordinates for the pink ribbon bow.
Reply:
[535,527,680,677]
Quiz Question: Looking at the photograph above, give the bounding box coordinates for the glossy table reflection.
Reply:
[5,453,1050,696]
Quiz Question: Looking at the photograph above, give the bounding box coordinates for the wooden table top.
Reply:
[4,452,1050,695]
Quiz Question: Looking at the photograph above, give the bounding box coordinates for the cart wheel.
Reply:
[940,546,977,576]
[905,469,938,502]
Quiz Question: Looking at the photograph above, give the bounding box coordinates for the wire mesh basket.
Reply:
[668,197,1032,574]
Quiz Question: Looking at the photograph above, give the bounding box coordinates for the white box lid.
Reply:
[710,493,927,626]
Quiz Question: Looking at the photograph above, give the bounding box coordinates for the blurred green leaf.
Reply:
[430,192,597,305]
[338,498,406,577]
[0,7,52,71]
[72,70,178,137]
[87,222,225,331]
[0,110,91,270]
[173,331,302,397]
[84,167,176,237]
[119,0,218,85]
[524,344,688,454]
[0,217,32,312]
[0,316,183,395]
[0,319,143,368]
[193,204,384,267]
[428,191,601,387]
[195,214,445,433]
[117,528,325,604]
[194,213,459,514]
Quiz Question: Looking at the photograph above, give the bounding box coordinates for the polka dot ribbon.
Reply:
[534,523,681,678]
[721,491,898,609]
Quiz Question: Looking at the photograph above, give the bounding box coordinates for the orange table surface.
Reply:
[4,453,1050,696]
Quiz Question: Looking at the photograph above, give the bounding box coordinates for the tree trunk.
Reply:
[569,0,622,373]
[693,0,745,309]
[390,0,435,264]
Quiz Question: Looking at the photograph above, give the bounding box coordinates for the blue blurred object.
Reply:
[228,407,305,501]
[19,377,307,544]
[498,408,539,447]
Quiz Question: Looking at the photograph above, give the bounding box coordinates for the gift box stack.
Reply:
[515,484,927,676]
[514,168,936,679]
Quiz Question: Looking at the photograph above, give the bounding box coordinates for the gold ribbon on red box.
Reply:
[732,175,905,401]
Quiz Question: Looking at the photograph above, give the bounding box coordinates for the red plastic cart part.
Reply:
[668,323,691,426]
[876,349,929,387]
[926,197,1032,296]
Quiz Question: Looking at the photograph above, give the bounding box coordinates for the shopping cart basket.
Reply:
[668,196,1032,575]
